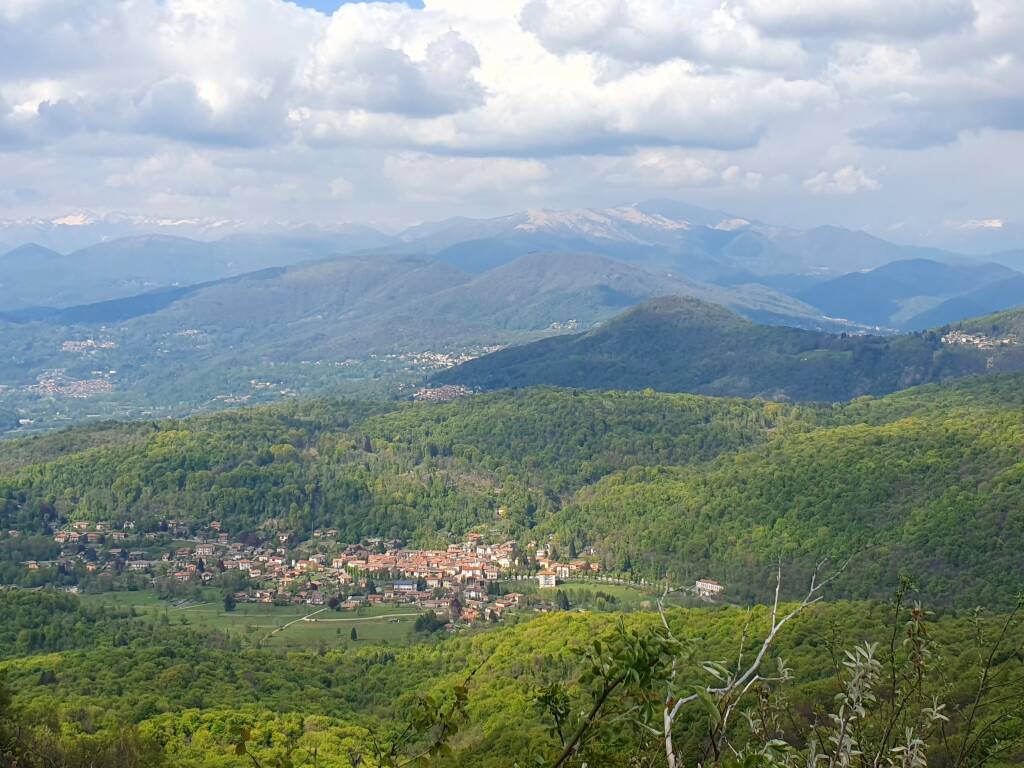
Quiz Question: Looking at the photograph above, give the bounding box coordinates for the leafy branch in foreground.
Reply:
[537,565,1024,768]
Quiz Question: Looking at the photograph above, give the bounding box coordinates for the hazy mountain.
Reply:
[768,226,959,274]
[992,249,1024,271]
[3,202,1008,314]
[4,200,1021,427]
[0,269,289,326]
[794,258,1021,329]
[0,249,853,428]
[387,203,777,279]
[434,296,1024,401]
[0,212,394,254]
[0,230,393,310]
[9,249,838,356]
[906,279,1024,330]
[387,202,982,283]
[0,242,65,264]
[128,254,470,351]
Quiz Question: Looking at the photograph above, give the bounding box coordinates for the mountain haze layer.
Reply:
[794,258,1023,330]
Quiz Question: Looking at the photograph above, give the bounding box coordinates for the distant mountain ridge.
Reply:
[3,199,1022,429]
[380,201,969,282]
[0,212,393,254]
[794,258,1023,330]
[0,250,851,430]
[0,232,389,310]
[3,201,1017,313]
[434,296,1024,401]
[0,249,831,356]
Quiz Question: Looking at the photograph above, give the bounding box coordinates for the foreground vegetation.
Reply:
[1,584,1021,767]
[1,372,1022,765]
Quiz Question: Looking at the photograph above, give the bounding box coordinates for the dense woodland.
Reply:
[0,365,1022,765]
[1,375,1023,605]
[1,588,1022,767]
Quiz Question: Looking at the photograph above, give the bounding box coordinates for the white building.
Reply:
[537,570,557,588]
[695,578,724,597]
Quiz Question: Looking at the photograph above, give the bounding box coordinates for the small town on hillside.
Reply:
[8,518,725,627]
[940,330,1019,349]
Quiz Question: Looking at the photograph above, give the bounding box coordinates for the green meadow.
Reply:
[79,589,428,649]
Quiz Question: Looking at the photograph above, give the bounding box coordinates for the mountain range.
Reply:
[0,230,391,310]
[379,200,965,282]
[0,212,393,255]
[6,201,1023,310]
[0,250,839,427]
[2,200,1023,428]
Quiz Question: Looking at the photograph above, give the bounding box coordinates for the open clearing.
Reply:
[80,590,427,648]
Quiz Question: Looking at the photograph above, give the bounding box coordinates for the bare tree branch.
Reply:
[659,555,854,768]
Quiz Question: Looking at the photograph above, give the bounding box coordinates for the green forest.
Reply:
[0,374,1019,606]
[1,370,1023,766]
[1,587,1022,767]
[2,375,1023,605]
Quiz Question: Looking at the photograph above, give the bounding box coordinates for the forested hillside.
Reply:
[1,590,1021,767]
[434,297,1024,401]
[0,391,792,547]
[548,376,1024,606]
[0,250,837,431]
[2,376,1022,606]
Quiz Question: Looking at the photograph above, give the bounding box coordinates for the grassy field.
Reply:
[80,589,427,649]
[503,579,702,610]
[77,580,687,650]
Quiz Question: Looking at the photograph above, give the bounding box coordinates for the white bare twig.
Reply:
[658,557,852,767]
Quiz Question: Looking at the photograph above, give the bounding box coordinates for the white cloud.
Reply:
[329,177,354,201]
[804,165,881,194]
[744,0,976,38]
[722,165,764,190]
[383,153,549,201]
[0,0,1021,240]
[602,150,763,190]
[300,4,486,117]
[519,0,805,69]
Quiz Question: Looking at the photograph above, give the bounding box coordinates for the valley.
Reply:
[2,373,1023,766]
[5,4,1024,765]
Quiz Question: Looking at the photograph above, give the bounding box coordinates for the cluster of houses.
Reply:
[34,521,616,622]
[28,519,726,620]
[412,385,474,402]
[25,368,115,398]
[60,339,118,353]
[941,330,1019,349]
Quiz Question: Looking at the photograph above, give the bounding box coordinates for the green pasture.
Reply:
[80,589,427,648]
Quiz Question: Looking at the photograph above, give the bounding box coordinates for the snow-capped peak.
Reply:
[712,218,751,232]
[50,212,98,227]
[513,206,692,244]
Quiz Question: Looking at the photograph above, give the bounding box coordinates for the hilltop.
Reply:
[434,297,1024,401]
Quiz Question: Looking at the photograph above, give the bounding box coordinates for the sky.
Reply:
[0,0,1022,249]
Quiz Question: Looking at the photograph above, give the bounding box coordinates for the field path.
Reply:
[171,601,211,612]
[312,612,419,623]
[262,607,327,642]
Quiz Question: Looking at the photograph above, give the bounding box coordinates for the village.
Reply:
[940,330,1019,349]
[24,368,116,398]
[16,518,725,629]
